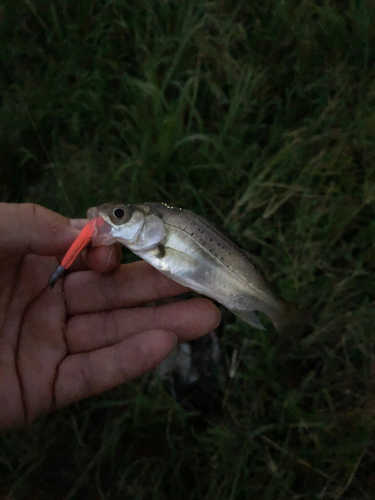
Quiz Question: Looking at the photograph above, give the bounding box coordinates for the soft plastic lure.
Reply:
[49,217,105,288]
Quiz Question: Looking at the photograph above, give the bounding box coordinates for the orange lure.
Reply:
[49,217,105,288]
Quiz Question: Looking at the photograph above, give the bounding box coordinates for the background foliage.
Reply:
[1,0,375,498]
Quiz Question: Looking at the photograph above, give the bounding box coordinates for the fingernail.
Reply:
[105,247,114,268]
[171,332,178,347]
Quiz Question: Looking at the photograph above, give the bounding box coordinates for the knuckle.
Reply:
[79,354,96,397]
[99,272,120,309]
[151,305,163,330]
[149,264,166,299]
[24,202,40,221]
[102,310,119,347]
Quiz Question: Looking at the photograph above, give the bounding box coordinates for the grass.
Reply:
[1,0,375,497]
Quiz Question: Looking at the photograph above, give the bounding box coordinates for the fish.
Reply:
[84,202,305,334]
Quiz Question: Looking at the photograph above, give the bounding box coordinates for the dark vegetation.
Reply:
[1,0,375,497]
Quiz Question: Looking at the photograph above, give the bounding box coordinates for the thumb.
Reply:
[0,203,85,257]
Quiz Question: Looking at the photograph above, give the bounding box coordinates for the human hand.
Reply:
[0,203,220,432]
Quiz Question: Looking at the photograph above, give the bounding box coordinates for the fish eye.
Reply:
[113,207,125,219]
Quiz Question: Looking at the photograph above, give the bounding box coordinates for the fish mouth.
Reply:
[87,206,117,247]
[87,206,99,220]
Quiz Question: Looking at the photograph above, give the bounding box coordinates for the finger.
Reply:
[66,298,221,353]
[65,261,190,315]
[84,243,122,274]
[0,203,85,257]
[54,329,177,408]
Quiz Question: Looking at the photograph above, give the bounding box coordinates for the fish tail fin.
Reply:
[231,300,311,335]
[270,299,311,336]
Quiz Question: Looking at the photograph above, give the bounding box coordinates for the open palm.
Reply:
[0,203,220,432]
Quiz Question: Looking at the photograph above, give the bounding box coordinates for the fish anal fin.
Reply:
[231,309,266,330]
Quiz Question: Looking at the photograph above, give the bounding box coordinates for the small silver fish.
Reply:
[88,202,305,334]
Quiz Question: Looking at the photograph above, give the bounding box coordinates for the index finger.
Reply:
[65,261,190,315]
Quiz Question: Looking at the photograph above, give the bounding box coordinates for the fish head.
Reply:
[87,203,145,247]
[87,203,166,251]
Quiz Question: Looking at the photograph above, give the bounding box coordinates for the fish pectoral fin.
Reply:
[231,309,266,330]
